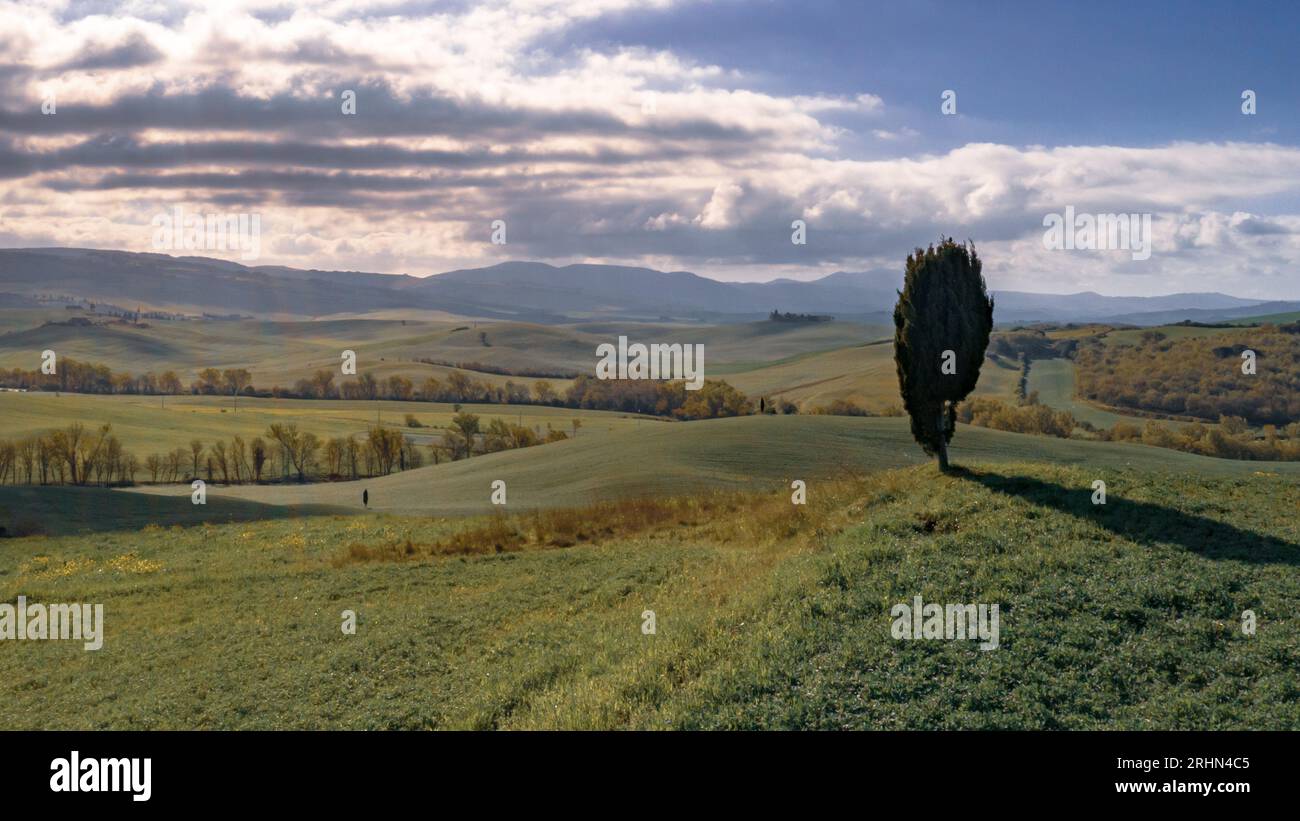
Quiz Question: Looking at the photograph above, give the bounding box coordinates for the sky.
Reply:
[2,0,1300,298]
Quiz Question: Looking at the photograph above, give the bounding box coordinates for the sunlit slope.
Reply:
[0,311,888,389]
[0,315,547,387]
[1231,310,1300,325]
[125,415,1300,517]
[0,393,650,454]
[725,343,1021,410]
[574,320,890,365]
[5,457,1297,729]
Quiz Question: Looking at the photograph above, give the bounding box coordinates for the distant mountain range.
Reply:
[1,247,1294,326]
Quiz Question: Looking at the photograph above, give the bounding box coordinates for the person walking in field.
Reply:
[363,488,369,509]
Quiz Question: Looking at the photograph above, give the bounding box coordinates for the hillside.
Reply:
[723,342,1022,410]
[0,393,651,457]
[120,416,1300,521]
[1232,310,1300,325]
[1075,326,1300,425]
[1025,358,1195,430]
[0,309,887,389]
[3,458,1295,729]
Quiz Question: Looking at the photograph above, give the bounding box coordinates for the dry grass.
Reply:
[331,475,888,568]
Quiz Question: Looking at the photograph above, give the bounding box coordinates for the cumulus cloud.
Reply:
[0,0,1296,299]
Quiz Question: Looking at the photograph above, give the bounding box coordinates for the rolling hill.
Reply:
[0,392,653,458]
[722,342,1022,410]
[0,308,890,390]
[120,415,1300,521]
[3,453,1296,729]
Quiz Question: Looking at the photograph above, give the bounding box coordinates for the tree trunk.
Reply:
[936,403,950,472]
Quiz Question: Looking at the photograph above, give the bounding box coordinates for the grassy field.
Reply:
[723,342,1022,410]
[0,484,348,536]
[4,311,1296,731]
[1,455,1295,729]
[116,415,1300,523]
[0,312,570,390]
[1231,310,1300,325]
[0,308,1038,416]
[0,392,652,455]
[0,309,887,390]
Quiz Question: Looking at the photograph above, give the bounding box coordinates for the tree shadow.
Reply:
[955,468,1300,566]
[0,485,352,537]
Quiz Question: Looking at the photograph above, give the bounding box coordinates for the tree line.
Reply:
[0,358,758,420]
[0,423,137,485]
[955,394,1300,461]
[0,414,568,487]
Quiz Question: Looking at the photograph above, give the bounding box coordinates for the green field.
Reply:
[114,415,1300,523]
[0,312,569,390]
[724,342,1021,410]
[0,306,1018,421]
[0,392,652,456]
[0,309,887,392]
[2,451,1296,729]
[0,484,347,536]
[1231,311,1300,325]
[3,311,1298,730]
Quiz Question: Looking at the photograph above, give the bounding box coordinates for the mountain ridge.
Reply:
[0,247,1288,325]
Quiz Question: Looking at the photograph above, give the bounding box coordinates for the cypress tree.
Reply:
[893,238,994,471]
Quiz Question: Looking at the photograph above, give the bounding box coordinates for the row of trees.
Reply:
[433,412,570,462]
[563,375,752,418]
[0,423,137,485]
[287,370,543,405]
[0,360,172,395]
[1098,417,1300,461]
[288,371,757,419]
[0,360,256,397]
[953,395,1300,460]
[0,358,761,420]
[0,411,580,487]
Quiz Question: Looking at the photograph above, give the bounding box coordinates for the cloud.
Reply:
[56,31,163,71]
[0,0,1296,299]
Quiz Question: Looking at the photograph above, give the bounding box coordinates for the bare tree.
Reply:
[231,436,249,484]
[250,436,267,483]
[223,368,252,412]
[189,439,204,479]
[267,423,320,482]
[210,440,230,484]
[145,453,162,482]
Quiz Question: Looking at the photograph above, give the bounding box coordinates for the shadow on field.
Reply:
[0,486,351,537]
[959,469,1300,566]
